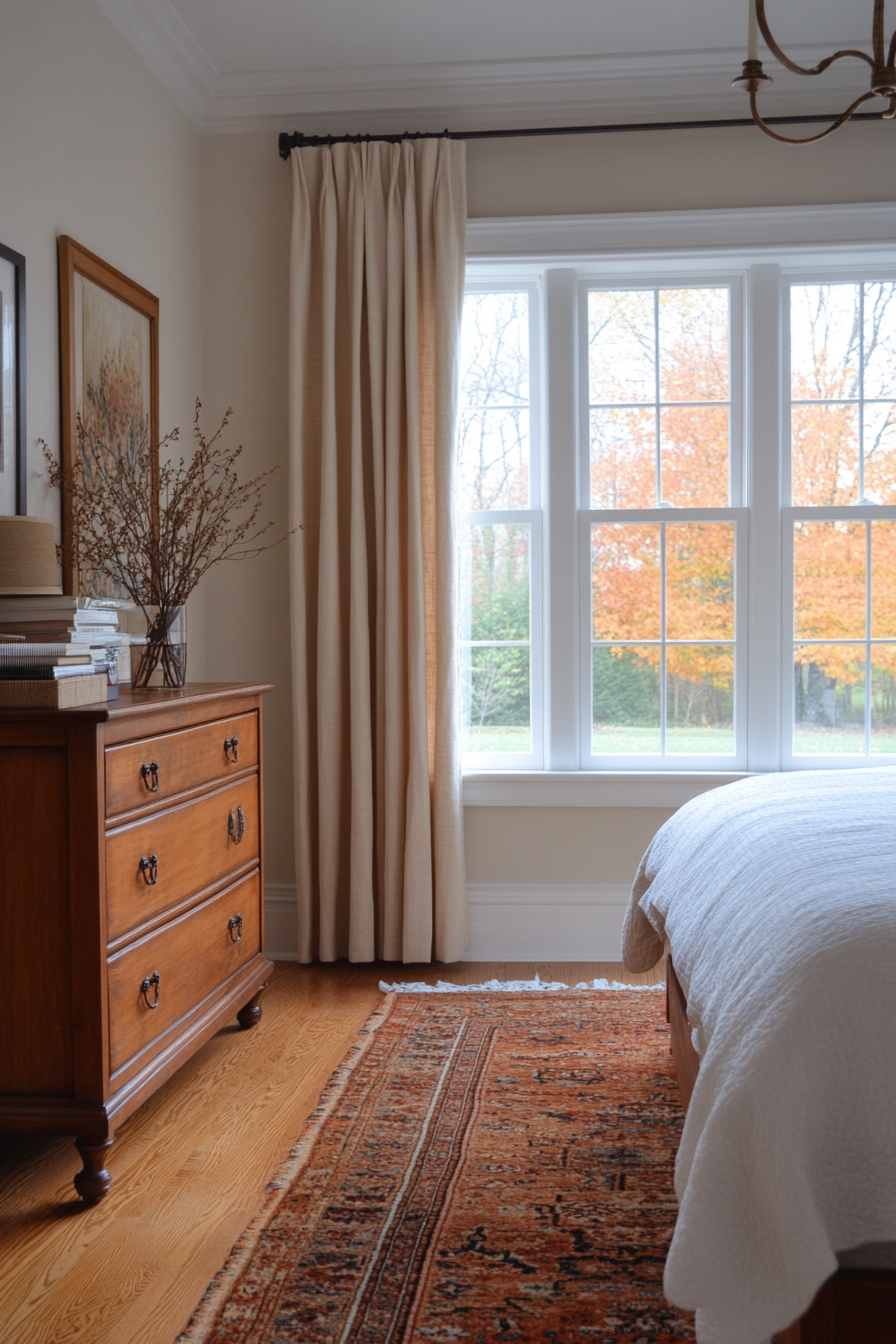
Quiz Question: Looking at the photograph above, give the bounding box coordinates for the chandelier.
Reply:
[733,0,896,143]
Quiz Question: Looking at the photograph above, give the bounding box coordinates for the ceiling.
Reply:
[94,0,878,134]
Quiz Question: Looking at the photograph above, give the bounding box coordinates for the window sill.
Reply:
[461,770,754,807]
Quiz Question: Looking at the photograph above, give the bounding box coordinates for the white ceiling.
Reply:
[94,0,878,134]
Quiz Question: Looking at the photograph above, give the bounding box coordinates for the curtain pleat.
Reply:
[288,138,467,964]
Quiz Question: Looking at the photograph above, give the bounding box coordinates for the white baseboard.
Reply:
[264,883,300,961]
[264,882,630,963]
[465,883,629,961]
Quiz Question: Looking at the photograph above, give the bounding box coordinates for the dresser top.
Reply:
[0,682,273,723]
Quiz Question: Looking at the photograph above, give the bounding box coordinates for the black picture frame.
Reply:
[0,241,26,515]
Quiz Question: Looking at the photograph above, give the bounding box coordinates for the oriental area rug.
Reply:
[177,989,693,1344]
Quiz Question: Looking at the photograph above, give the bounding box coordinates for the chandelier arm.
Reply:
[885,93,896,117]
[888,29,896,67]
[748,88,878,143]
[874,0,885,66]
[755,0,876,74]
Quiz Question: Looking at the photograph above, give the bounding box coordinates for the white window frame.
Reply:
[459,279,545,771]
[462,205,896,805]
[780,264,896,769]
[575,274,746,772]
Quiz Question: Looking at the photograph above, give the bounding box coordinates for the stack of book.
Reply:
[0,638,108,708]
[0,596,136,690]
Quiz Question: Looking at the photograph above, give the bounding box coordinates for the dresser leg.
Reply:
[74,1137,114,1204]
[237,984,267,1029]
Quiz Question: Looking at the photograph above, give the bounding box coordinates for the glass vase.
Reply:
[132,606,187,689]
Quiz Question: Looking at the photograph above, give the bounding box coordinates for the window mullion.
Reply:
[747,263,784,771]
[545,268,580,771]
[859,284,866,502]
[865,519,872,754]
[660,522,667,755]
[654,290,662,506]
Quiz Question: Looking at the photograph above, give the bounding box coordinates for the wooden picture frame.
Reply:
[0,241,26,516]
[58,236,159,596]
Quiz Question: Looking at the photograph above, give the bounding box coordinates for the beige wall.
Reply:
[466,119,896,218]
[197,121,894,909]
[199,135,293,880]
[0,0,203,637]
[464,807,674,884]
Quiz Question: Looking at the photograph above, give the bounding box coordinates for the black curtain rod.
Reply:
[279,111,886,156]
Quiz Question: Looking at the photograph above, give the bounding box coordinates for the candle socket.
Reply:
[732,58,774,92]
[871,65,896,95]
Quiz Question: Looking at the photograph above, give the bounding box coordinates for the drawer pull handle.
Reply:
[229,913,243,942]
[139,854,159,885]
[140,971,160,1010]
[228,806,246,845]
[224,737,239,763]
[141,761,160,792]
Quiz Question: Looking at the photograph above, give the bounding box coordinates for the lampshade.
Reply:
[0,516,63,595]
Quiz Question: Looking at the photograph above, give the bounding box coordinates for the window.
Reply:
[583,284,743,766]
[458,286,543,768]
[458,250,896,775]
[786,281,896,761]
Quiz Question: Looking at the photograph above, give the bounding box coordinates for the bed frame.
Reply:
[665,956,896,1344]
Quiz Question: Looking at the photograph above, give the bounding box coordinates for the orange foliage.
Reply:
[791,308,896,686]
[592,522,734,690]
[793,518,896,683]
[590,289,734,696]
[590,286,896,704]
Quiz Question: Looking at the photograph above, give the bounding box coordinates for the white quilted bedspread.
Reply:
[621,767,896,1344]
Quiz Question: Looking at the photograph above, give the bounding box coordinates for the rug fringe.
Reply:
[379,974,664,993]
[174,993,398,1344]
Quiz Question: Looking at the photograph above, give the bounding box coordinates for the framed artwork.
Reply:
[58,235,159,596]
[0,242,26,516]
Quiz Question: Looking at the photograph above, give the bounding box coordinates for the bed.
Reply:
[621,766,896,1344]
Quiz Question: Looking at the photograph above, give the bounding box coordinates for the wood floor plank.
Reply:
[0,959,664,1344]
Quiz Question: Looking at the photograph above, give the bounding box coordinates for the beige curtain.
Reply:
[288,138,468,964]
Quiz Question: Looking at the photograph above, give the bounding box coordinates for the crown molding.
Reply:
[201,46,856,133]
[94,1,874,136]
[94,0,215,126]
[465,203,896,262]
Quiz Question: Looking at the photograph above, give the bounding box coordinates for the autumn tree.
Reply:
[790,283,896,743]
[458,292,532,747]
[589,288,734,745]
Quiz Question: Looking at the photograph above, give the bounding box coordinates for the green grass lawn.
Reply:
[794,728,896,754]
[463,725,532,753]
[463,723,896,757]
[592,726,735,754]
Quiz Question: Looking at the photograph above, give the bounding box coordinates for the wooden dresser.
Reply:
[0,682,273,1204]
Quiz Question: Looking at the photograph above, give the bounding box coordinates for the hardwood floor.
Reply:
[0,959,664,1344]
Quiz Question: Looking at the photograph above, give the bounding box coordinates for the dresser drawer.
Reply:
[107,871,261,1077]
[105,711,258,818]
[105,777,259,944]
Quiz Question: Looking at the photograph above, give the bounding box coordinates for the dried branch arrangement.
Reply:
[44,401,285,686]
